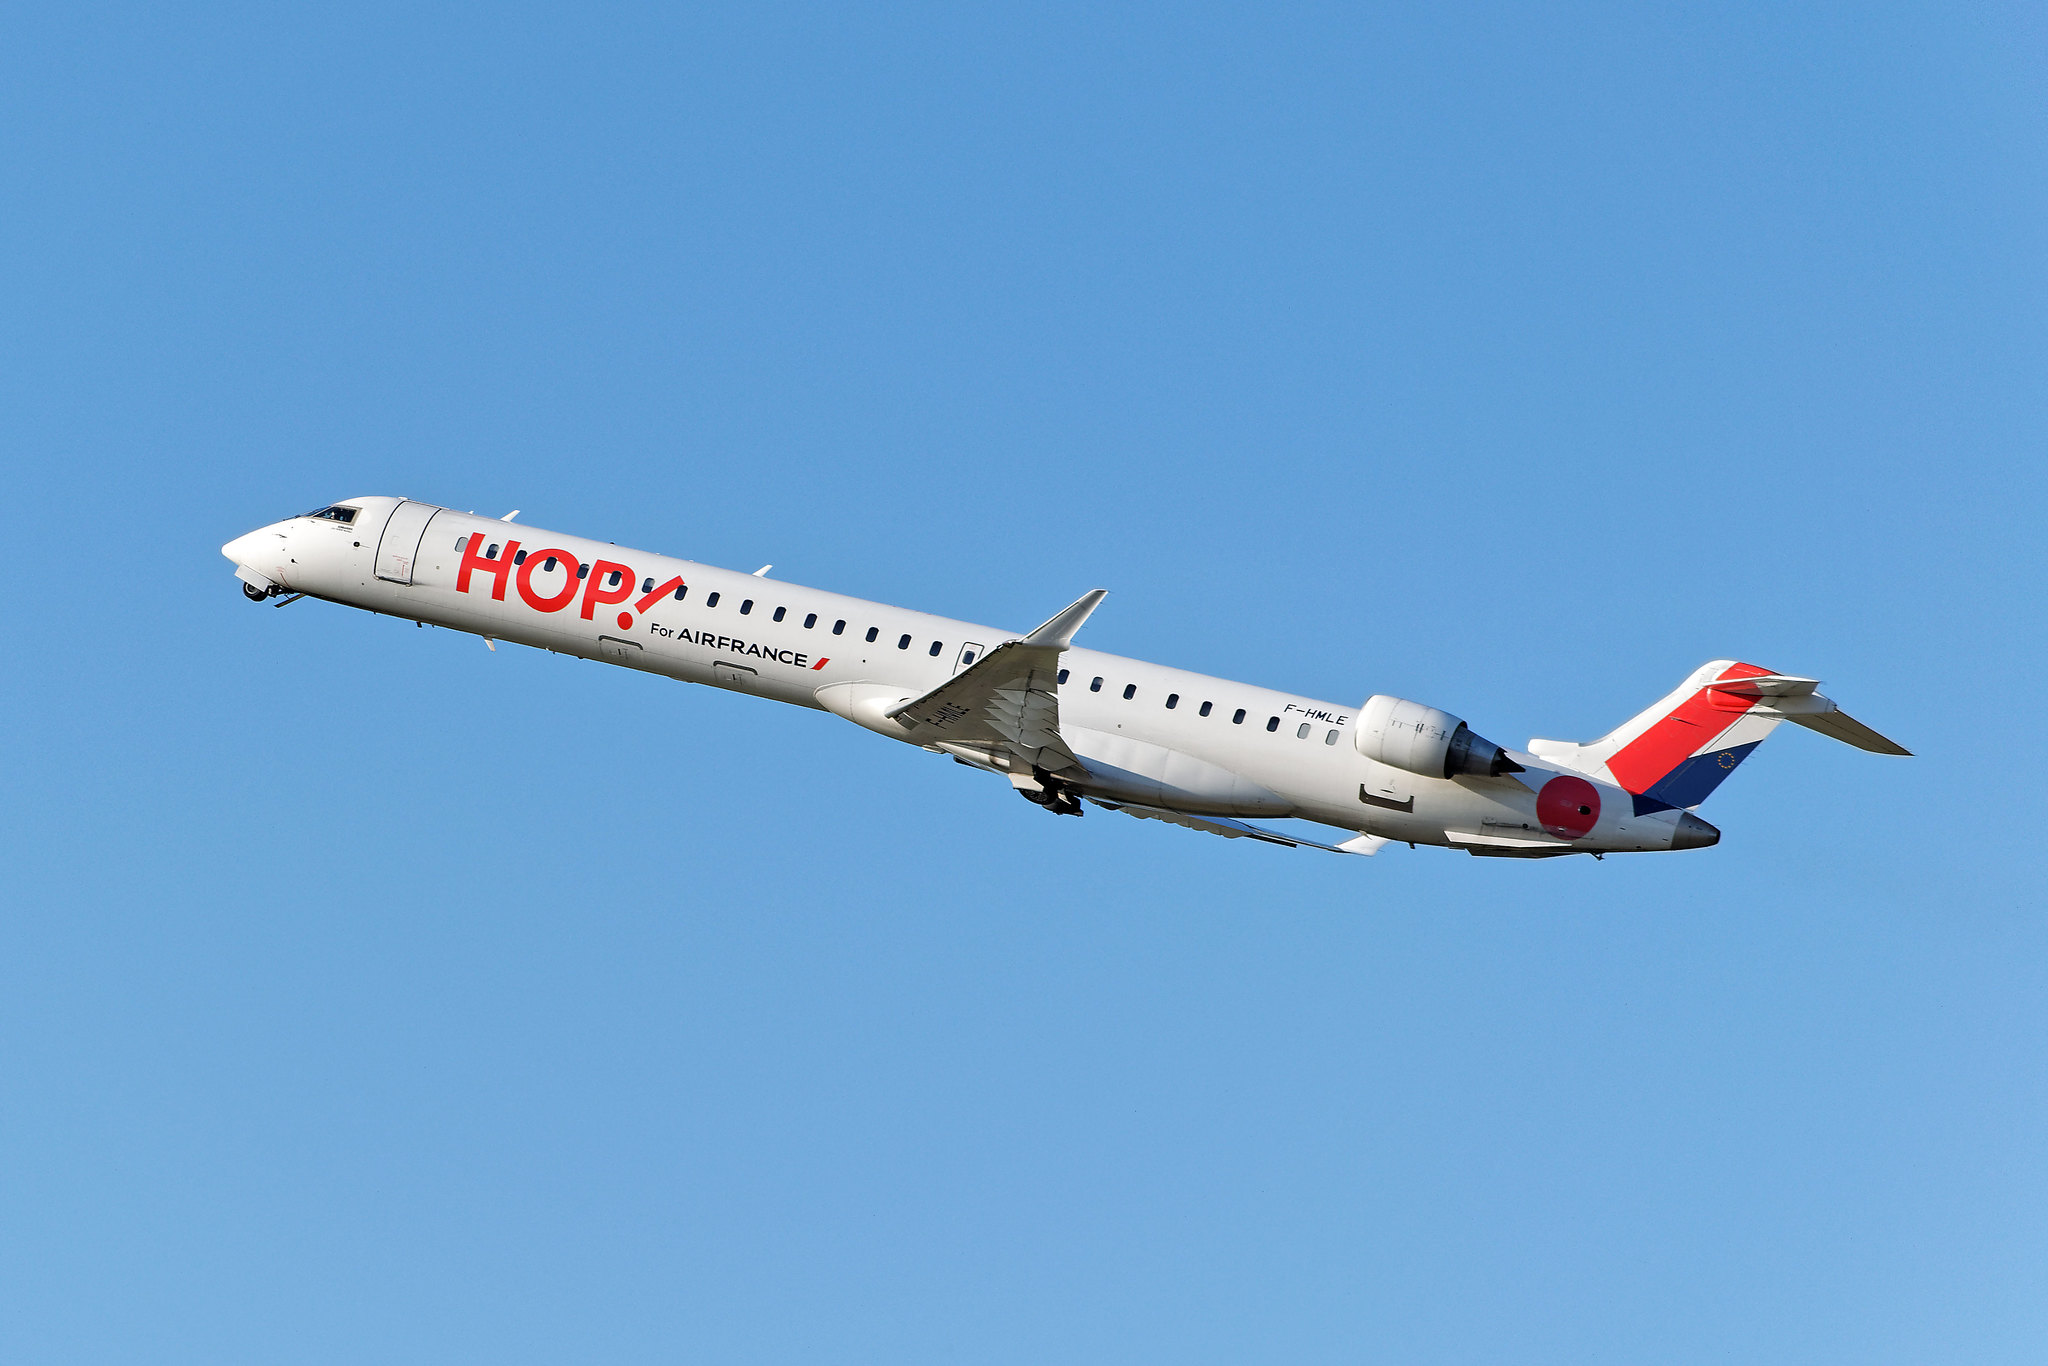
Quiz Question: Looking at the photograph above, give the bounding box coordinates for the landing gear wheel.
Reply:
[1015,768,1086,817]
[242,582,269,602]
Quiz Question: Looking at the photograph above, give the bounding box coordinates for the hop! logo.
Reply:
[456,537,682,630]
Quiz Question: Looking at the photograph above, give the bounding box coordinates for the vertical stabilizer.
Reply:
[1527,661,1907,814]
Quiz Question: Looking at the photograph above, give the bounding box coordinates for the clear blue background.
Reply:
[3,4,2041,1362]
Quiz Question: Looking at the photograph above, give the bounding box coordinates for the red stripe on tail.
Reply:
[1605,663,1771,794]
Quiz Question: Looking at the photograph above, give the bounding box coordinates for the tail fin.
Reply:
[1528,661,1910,814]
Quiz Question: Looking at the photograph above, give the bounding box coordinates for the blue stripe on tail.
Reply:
[1630,741,1762,816]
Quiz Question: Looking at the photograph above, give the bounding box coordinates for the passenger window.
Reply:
[1090,677,1103,692]
[1296,722,1311,739]
[804,613,817,629]
[740,599,753,615]
[673,583,686,600]
[1057,668,1069,684]
[641,577,653,593]
[707,591,720,607]
[961,650,976,665]
[928,641,943,656]
[1233,708,1246,724]
[607,569,621,586]
[577,564,590,579]
[1166,693,1179,709]
[773,606,786,622]
[1199,701,1213,717]
[897,634,911,650]
[1122,684,1136,700]
[455,535,468,551]
[487,543,500,557]
[1267,716,1280,732]
[865,627,878,642]
[543,556,558,571]
[1325,729,1339,745]
[514,550,527,565]
[833,620,845,635]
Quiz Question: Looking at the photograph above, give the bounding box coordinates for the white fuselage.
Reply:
[224,496,1702,855]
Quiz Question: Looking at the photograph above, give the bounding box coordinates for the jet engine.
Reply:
[1355,694,1524,779]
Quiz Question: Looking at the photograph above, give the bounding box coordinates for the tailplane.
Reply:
[1528,661,1909,814]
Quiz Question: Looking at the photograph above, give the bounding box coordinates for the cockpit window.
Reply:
[302,505,358,524]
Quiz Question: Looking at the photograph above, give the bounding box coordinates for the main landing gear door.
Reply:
[374,500,442,584]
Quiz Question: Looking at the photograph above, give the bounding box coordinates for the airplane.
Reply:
[222,496,1909,859]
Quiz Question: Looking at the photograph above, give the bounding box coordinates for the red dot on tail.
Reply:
[617,612,633,629]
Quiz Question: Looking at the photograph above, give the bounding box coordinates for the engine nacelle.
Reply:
[1355,694,1524,779]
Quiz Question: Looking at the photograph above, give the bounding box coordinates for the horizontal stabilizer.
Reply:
[1784,706,1912,755]
[1743,689,1913,755]
[1705,673,1820,697]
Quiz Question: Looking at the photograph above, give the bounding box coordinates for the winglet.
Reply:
[1021,589,1108,649]
[500,510,521,522]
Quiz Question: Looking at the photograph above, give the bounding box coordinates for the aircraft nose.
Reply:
[221,529,271,565]
[223,524,292,589]
[1671,811,1721,850]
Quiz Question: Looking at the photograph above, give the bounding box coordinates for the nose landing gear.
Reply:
[240,581,305,606]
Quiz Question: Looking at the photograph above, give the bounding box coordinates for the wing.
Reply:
[1090,800,1388,855]
[885,590,1107,776]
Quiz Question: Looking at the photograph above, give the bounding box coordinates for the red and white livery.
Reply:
[224,497,1909,858]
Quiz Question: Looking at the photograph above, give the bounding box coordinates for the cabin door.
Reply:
[374,501,441,584]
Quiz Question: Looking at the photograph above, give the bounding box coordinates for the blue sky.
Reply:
[2,3,2042,1362]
